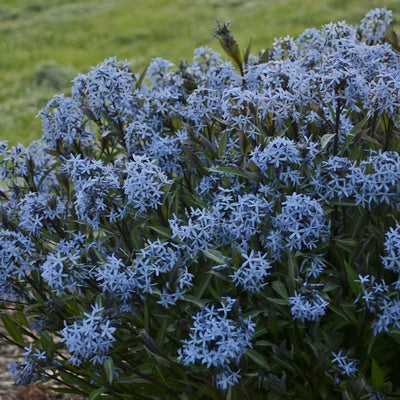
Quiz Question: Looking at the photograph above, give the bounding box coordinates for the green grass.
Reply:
[1,0,400,145]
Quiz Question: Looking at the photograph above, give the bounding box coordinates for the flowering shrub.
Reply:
[1,8,400,399]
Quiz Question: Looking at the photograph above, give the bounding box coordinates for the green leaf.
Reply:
[247,349,270,370]
[104,357,114,386]
[88,387,107,400]
[184,295,207,308]
[328,304,358,326]
[271,280,289,301]
[371,358,385,390]
[149,225,172,238]
[218,131,228,157]
[339,113,370,155]
[243,38,252,66]
[17,310,29,328]
[268,303,278,340]
[193,273,213,299]
[202,249,227,265]
[51,387,83,395]
[134,63,149,90]
[143,302,150,331]
[1,314,24,345]
[320,133,336,151]
[334,238,358,254]
[344,261,360,296]
[286,251,297,293]
[267,297,288,306]
[387,330,400,344]
[205,269,230,282]
[322,281,341,292]
[40,331,55,353]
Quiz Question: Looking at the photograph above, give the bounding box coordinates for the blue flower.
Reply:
[230,250,272,293]
[40,236,92,295]
[0,229,36,300]
[95,254,139,306]
[18,192,66,236]
[289,287,329,322]
[372,298,400,335]
[147,57,175,87]
[61,304,116,366]
[38,94,93,150]
[300,257,327,279]
[382,225,400,273]
[331,349,359,381]
[359,8,393,44]
[273,193,329,250]
[9,358,40,386]
[348,151,400,209]
[216,366,242,390]
[177,297,255,387]
[123,155,172,215]
[72,57,139,122]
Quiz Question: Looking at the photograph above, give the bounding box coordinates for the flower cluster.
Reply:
[331,350,359,383]
[60,304,116,366]
[289,287,329,322]
[177,297,255,388]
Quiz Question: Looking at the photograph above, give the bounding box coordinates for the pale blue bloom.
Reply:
[95,254,139,305]
[0,229,36,300]
[40,231,92,295]
[72,56,139,122]
[274,193,329,250]
[289,287,329,322]
[331,350,359,379]
[178,297,255,388]
[18,192,66,236]
[170,189,272,253]
[382,225,400,273]
[147,57,175,87]
[9,358,40,386]
[372,298,400,335]
[359,8,393,44]
[216,367,242,390]
[123,155,172,215]
[230,250,271,292]
[61,304,116,366]
[348,151,400,209]
[8,345,48,385]
[38,94,93,150]
[300,257,327,279]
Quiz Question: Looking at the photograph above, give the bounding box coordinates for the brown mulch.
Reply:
[0,335,21,400]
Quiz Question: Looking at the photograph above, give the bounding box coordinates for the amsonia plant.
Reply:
[1,8,400,399]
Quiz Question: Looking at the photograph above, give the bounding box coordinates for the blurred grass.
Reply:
[1,0,399,145]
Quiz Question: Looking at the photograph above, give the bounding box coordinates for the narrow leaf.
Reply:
[371,358,385,390]
[1,314,24,345]
[134,63,149,90]
[247,349,270,370]
[104,357,114,386]
[344,261,360,296]
[320,133,336,151]
[202,249,227,265]
[208,166,259,181]
[88,387,107,400]
[271,280,289,301]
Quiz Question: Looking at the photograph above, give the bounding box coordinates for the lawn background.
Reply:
[1,0,399,145]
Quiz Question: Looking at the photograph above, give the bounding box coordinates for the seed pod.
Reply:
[212,20,243,75]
